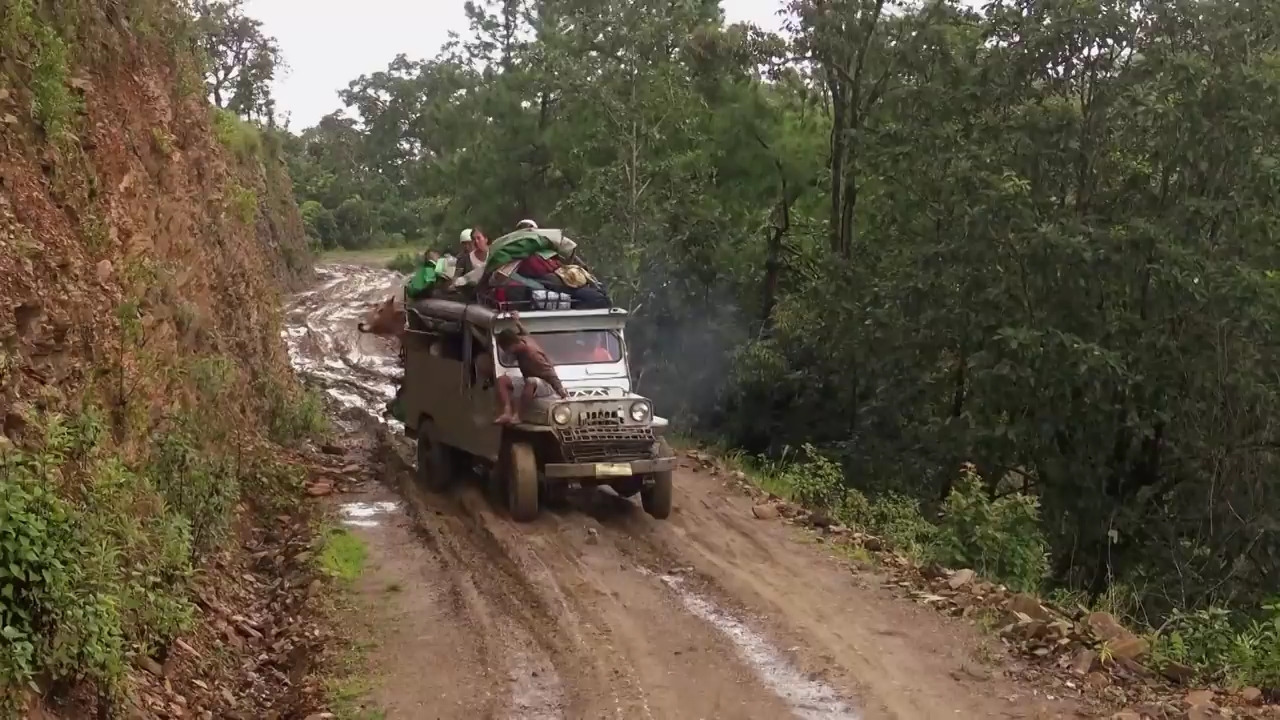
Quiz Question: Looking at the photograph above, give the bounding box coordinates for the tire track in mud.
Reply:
[373,426,813,719]
[435,480,832,719]
[283,264,405,431]
[535,496,859,720]
[286,266,570,718]
[394,479,574,720]
[383,447,649,720]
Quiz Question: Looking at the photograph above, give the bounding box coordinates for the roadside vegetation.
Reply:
[0,0,321,712]
[725,444,1280,691]
[383,251,420,274]
[0,372,326,711]
[310,526,385,720]
[5,0,1275,706]
[318,527,369,583]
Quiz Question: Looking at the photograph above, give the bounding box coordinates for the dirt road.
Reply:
[285,265,1082,720]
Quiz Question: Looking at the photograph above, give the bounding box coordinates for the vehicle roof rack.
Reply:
[407,297,627,331]
[475,290,616,314]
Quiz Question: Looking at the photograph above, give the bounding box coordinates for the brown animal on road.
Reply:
[358,296,406,339]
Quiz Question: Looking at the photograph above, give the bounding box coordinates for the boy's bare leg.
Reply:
[494,376,518,424]
[513,378,539,421]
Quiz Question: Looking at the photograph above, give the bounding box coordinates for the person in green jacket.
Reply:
[405,250,449,300]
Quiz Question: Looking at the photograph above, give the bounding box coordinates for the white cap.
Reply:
[459,228,473,245]
[516,219,537,229]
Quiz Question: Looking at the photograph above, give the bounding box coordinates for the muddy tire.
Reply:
[641,439,674,520]
[416,419,451,493]
[507,441,539,522]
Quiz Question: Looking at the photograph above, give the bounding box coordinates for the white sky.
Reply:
[242,0,789,130]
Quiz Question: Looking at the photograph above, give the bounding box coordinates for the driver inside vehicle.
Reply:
[567,333,615,363]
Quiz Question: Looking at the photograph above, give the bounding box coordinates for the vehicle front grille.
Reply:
[580,409,623,427]
[556,426,655,463]
[568,387,616,399]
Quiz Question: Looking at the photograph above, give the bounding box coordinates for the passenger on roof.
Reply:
[478,226,607,309]
[405,249,455,300]
[453,227,491,289]
[493,311,568,424]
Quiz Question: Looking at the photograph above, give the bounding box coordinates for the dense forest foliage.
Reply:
[280,0,1280,636]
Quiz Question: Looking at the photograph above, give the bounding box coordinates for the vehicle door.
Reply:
[404,324,467,444]
[455,321,501,461]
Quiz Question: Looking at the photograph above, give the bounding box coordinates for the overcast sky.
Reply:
[242,0,789,130]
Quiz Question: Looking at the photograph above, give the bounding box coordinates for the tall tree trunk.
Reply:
[827,81,847,256]
[761,188,791,330]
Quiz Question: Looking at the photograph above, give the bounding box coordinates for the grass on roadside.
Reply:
[668,434,798,500]
[708,442,1045,592]
[320,598,386,720]
[318,527,368,583]
[313,525,387,719]
[326,645,385,720]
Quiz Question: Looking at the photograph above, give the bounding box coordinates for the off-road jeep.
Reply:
[399,298,675,521]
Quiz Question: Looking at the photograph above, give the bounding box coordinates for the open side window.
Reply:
[406,308,465,360]
[464,324,492,389]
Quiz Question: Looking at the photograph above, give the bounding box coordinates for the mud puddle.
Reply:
[338,501,402,528]
[656,572,860,720]
[282,264,404,431]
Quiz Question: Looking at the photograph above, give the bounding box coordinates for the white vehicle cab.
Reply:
[400,298,675,521]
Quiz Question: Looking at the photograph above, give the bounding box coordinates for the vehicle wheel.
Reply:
[641,439,674,520]
[416,419,451,493]
[506,441,539,522]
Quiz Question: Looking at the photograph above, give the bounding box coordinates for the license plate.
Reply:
[594,463,632,477]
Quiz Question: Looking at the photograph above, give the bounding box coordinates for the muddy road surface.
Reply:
[285,264,1081,720]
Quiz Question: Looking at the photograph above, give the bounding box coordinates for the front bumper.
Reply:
[543,456,676,479]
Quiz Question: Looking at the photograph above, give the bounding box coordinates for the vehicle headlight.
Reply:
[629,401,651,423]
[551,404,572,425]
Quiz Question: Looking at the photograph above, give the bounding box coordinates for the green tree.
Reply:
[193,0,283,123]
[279,0,1280,626]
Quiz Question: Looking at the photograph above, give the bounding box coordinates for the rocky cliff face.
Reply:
[0,0,319,712]
[1,1,311,426]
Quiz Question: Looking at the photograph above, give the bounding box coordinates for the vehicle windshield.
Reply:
[498,330,623,367]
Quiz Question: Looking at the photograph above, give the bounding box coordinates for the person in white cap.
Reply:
[454,227,490,287]
[516,219,538,230]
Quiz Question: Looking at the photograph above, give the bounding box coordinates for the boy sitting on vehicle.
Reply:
[493,311,568,424]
